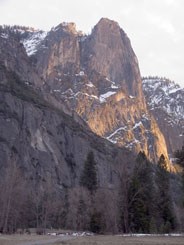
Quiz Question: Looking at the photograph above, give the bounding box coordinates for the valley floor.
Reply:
[0,234,184,245]
[0,234,74,245]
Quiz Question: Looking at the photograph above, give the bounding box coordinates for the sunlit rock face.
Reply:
[0,20,170,161]
[24,18,168,161]
[81,18,143,98]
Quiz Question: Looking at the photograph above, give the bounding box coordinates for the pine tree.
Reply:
[149,217,157,233]
[80,152,97,193]
[174,145,184,228]
[90,210,104,233]
[156,154,175,232]
[175,145,184,168]
[128,151,154,233]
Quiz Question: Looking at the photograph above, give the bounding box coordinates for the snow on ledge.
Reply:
[107,127,127,141]
[86,82,95,88]
[99,91,117,103]
[133,121,143,129]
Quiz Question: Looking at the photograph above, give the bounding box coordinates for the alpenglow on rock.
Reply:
[20,18,168,161]
[0,19,173,162]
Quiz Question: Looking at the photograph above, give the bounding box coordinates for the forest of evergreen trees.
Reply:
[0,149,184,234]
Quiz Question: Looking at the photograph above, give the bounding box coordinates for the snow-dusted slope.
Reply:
[22,31,47,56]
[143,77,184,121]
[143,77,184,154]
[0,25,47,56]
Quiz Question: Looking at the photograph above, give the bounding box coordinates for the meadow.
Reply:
[0,234,184,245]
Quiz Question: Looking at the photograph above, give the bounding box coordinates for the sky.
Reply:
[0,0,184,87]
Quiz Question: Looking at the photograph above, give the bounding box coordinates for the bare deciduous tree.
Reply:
[0,156,25,233]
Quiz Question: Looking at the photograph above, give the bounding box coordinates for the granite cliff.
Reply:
[1,19,177,181]
[0,51,132,189]
[26,18,168,160]
[0,19,183,234]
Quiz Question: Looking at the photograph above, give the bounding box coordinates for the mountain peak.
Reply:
[97,17,119,26]
[94,18,120,33]
[82,18,142,98]
[52,22,78,35]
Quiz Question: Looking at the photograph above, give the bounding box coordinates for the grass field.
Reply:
[0,234,72,245]
[60,235,184,245]
[0,235,184,245]
[0,234,184,245]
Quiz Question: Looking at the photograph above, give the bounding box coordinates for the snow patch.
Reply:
[143,77,184,120]
[99,91,117,103]
[1,33,8,39]
[129,95,135,99]
[111,82,119,89]
[111,84,119,89]
[53,89,61,92]
[105,77,111,82]
[142,114,150,121]
[74,92,98,100]
[48,231,94,237]
[62,88,74,94]
[125,139,141,149]
[75,71,85,76]
[107,127,127,141]
[86,82,95,88]
[106,79,119,89]
[133,121,143,129]
[22,31,47,56]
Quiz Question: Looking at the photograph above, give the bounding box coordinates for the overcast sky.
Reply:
[0,0,184,87]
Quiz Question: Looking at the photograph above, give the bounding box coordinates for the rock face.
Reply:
[0,27,43,88]
[0,60,132,189]
[143,77,184,156]
[81,18,143,98]
[25,18,168,161]
[35,22,81,80]
[1,19,177,169]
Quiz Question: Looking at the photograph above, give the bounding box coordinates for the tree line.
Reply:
[0,149,183,234]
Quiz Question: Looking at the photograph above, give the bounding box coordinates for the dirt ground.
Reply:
[0,234,184,245]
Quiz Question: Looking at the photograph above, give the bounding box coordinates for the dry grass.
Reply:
[0,234,72,245]
[0,234,184,245]
[55,235,184,245]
